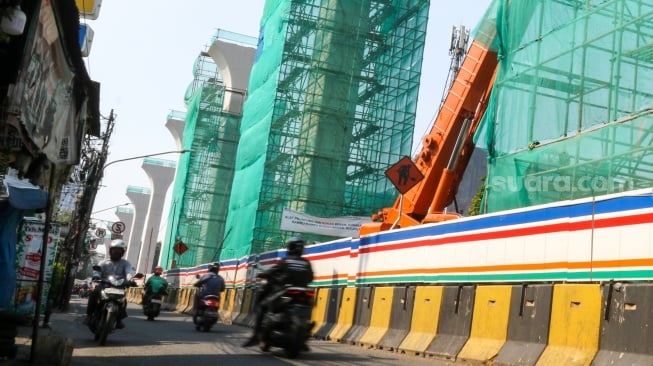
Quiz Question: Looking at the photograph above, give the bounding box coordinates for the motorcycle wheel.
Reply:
[91,315,100,341]
[284,318,303,359]
[202,323,211,332]
[147,314,155,321]
[98,312,116,346]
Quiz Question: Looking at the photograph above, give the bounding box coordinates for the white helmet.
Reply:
[110,239,126,249]
[109,239,126,261]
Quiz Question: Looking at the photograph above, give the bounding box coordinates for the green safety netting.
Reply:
[476,0,653,212]
[160,31,256,268]
[220,0,430,258]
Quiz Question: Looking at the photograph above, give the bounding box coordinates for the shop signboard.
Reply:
[13,218,60,315]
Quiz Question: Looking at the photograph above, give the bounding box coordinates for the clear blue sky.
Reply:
[87,1,492,234]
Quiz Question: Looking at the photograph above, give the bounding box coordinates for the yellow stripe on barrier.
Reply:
[398,286,443,355]
[311,288,330,335]
[535,284,601,366]
[184,288,197,314]
[222,288,236,324]
[458,285,512,363]
[327,287,357,341]
[358,287,394,348]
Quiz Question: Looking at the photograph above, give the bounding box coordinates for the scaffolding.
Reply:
[221,0,430,257]
[475,0,653,212]
[161,31,257,268]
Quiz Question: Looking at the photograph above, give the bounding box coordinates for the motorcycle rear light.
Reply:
[203,299,220,307]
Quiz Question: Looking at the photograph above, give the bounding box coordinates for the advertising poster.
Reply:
[13,218,60,315]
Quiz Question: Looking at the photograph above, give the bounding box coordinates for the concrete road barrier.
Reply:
[340,286,373,345]
[457,285,512,364]
[425,285,475,361]
[233,288,254,326]
[327,287,357,342]
[398,286,443,356]
[593,282,653,366]
[377,286,416,351]
[494,284,553,366]
[315,287,343,340]
[229,288,244,324]
[535,284,600,366]
[220,288,237,324]
[310,287,330,336]
[357,286,394,348]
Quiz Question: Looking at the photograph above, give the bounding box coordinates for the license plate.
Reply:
[150,299,162,304]
[104,288,124,296]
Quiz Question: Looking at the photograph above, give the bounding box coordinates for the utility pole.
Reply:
[57,110,115,310]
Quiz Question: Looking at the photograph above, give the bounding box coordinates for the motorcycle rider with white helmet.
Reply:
[84,239,135,328]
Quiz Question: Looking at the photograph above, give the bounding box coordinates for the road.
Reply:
[14,297,461,366]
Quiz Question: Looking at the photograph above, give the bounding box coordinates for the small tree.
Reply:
[468,176,486,216]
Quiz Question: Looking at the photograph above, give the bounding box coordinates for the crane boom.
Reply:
[360,39,498,236]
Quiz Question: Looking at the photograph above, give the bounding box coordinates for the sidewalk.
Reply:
[1,303,81,366]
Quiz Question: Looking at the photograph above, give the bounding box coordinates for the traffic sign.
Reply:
[111,221,126,234]
[173,241,188,255]
[95,228,106,238]
[385,156,424,194]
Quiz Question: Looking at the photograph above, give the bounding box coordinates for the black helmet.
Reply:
[208,263,220,273]
[286,237,306,256]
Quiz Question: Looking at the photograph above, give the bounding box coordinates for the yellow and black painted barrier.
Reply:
[377,286,416,351]
[326,287,357,342]
[232,287,255,326]
[493,284,553,365]
[314,287,343,339]
[398,286,443,355]
[229,288,244,322]
[340,286,373,344]
[357,286,394,349]
[456,285,512,364]
[594,282,653,365]
[310,287,330,336]
[128,282,653,365]
[425,285,476,360]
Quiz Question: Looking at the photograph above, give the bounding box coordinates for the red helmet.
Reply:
[154,266,163,275]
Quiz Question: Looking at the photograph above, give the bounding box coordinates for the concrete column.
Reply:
[207,36,256,115]
[160,112,185,269]
[125,186,151,270]
[114,206,134,249]
[165,111,185,150]
[135,158,176,274]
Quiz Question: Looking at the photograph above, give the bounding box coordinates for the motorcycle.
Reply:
[87,270,142,345]
[193,294,221,332]
[87,275,130,345]
[142,288,167,321]
[258,286,315,358]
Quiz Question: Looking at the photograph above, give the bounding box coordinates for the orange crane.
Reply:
[360,35,498,236]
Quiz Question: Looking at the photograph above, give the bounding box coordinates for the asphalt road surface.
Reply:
[14,297,461,366]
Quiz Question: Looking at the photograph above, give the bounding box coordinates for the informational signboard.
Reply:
[280,208,370,238]
[385,156,424,194]
[14,219,60,315]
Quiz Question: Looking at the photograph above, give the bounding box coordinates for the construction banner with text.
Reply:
[280,208,370,238]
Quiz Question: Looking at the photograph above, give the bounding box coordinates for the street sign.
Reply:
[385,156,424,194]
[95,228,106,238]
[173,241,188,255]
[111,221,126,234]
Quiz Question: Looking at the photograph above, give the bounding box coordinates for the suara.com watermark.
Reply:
[489,175,634,193]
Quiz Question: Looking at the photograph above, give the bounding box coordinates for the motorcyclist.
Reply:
[143,266,168,305]
[242,236,314,347]
[84,239,134,328]
[193,263,225,315]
